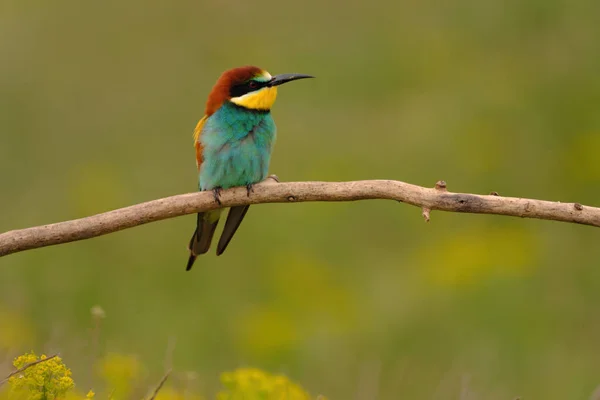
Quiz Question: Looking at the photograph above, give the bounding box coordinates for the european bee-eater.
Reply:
[186,66,313,270]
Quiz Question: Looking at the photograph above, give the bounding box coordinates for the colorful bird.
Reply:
[186,66,314,270]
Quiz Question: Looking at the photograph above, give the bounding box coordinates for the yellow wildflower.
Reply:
[97,353,143,399]
[8,353,74,400]
[217,368,316,400]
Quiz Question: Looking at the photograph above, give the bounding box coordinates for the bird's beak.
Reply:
[268,73,315,87]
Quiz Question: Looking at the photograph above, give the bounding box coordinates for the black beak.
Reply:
[268,73,315,87]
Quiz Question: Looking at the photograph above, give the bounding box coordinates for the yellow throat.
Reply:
[230,86,278,111]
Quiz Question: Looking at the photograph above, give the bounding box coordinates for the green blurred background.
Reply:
[1,0,600,398]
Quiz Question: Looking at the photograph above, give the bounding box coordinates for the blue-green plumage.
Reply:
[186,101,277,269]
[199,102,276,190]
[185,66,313,270]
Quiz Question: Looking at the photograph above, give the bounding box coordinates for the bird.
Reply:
[186,66,314,270]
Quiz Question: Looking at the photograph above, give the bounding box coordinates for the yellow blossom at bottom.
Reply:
[96,353,144,399]
[217,368,323,400]
[8,352,74,400]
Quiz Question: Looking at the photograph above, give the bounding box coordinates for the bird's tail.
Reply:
[186,210,221,270]
[216,205,250,256]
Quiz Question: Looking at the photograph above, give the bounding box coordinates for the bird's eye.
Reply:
[248,81,258,89]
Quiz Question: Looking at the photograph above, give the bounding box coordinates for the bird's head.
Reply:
[205,66,313,115]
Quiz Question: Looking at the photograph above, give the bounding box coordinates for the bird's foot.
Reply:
[246,184,254,197]
[212,187,223,205]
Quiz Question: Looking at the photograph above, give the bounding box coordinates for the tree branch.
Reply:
[1,176,598,257]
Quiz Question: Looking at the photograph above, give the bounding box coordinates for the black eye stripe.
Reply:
[230,80,269,98]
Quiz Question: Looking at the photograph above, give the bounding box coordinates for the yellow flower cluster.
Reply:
[97,353,143,399]
[7,353,75,400]
[217,368,323,400]
[1,353,325,400]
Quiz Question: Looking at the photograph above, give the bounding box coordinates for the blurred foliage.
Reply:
[0,310,34,351]
[1,0,600,398]
[97,354,143,400]
[0,353,321,400]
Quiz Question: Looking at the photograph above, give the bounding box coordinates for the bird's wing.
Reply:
[193,115,208,170]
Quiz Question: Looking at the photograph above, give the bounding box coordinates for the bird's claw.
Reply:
[246,184,254,197]
[212,187,223,205]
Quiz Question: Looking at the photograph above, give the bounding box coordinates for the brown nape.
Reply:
[204,66,265,116]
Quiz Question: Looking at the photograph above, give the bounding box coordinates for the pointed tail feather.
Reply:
[186,211,220,270]
[186,254,198,271]
[216,205,250,256]
[191,212,219,254]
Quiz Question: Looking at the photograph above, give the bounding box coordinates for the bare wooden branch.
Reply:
[0,355,58,386]
[1,176,599,257]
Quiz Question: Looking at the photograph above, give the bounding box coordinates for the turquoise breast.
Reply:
[198,102,277,190]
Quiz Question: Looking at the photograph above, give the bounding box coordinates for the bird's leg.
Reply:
[246,184,254,197]
[212,187,223,205]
